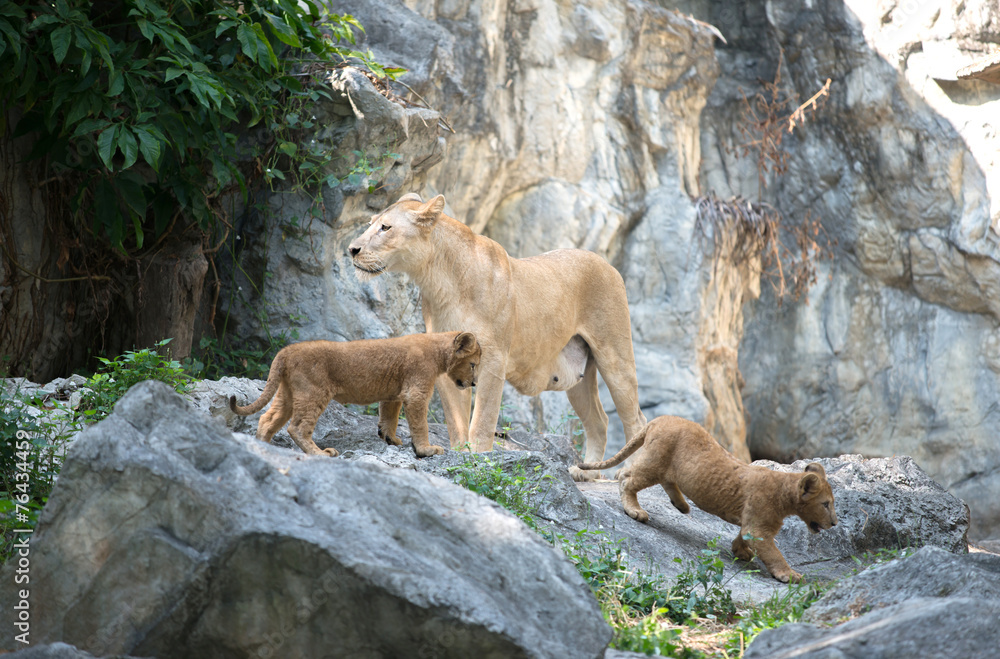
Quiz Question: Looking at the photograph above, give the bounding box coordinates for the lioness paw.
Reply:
[322,448,339,457]
[415,445,446,458]
[569,465,599,482]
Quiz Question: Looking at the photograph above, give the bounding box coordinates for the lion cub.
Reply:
[231,332,480,458]
[579,416,838,583]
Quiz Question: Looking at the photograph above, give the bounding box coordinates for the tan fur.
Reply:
[579,416,838,583]
[230,332,481,458]
[348,193,646,480]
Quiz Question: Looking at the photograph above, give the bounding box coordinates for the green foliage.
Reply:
[446,454,553,530]
[1,385,79,563]
[185,334,292,381]
[612,617,687,656]
[666,538,737,622]
[0,0,402,253]
[80,339,193,422]
[726,582,825,654]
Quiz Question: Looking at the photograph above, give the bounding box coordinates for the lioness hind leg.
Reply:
[378,401,403,446]
[566,355,609,483]
[256,385,292,443]
[660,481,690,514]
[587,338,647,473]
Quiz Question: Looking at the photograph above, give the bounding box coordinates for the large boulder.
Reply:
[744,547,1000,658]
[0,381,611,658]
[802,546,1000,624]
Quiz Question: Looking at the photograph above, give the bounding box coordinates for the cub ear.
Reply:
[397,192,423,203]
[415,194,446,225]
[804,462,826,478]
[453,331,478,355]
[798,472,822,500]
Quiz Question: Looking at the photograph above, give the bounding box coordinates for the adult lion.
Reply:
[348,193,647,480]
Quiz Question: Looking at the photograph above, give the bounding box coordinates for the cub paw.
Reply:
[378,426,402,446]
[784,570,803,584]
[569,465,599,482]
[626,508,650,524]
[322,448,339,457]
[415,445,446,458]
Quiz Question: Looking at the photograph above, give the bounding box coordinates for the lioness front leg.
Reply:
[436,373,472,449]
[403,399,444,458]
[378,401,403,446]
[468,356,507,453]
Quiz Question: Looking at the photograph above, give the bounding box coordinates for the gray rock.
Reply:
[760,455,970,555]
[803,546,1000,624]
[0,381,611,658]
[3,642,144,658]
[744,597,1000,659]
[562,453,968,603]
[194,377,971,605]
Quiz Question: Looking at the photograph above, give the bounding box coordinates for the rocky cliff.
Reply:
[218,0,1000,539]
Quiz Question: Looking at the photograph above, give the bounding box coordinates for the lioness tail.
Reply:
[229,354,284,415]
[578,423,649,471]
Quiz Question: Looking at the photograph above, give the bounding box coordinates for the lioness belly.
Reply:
[506,335,589,395]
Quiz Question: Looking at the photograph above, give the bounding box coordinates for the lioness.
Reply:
[230,332,481,458]
[579,416,838,583]
[348,193,647,481]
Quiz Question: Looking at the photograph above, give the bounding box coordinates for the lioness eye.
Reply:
[380,224,391,232]
[823,502,830,509]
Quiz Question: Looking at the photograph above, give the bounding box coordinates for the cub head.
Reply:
[347,193,446,281]
[796,463,838,534]
[447,332,481,390]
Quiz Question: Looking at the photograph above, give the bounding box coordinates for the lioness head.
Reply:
[447,332,481,390]
[347,193,445,281]
[796,463,838,534]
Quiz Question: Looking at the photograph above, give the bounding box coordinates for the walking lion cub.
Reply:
[230,332,480,458]
[579,416,838,583]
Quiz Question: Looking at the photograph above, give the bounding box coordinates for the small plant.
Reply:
[81,339,194,423]
[446,454,553,530]
[726,581,826,654]
[1,386,79,562]
[665,538,738,623]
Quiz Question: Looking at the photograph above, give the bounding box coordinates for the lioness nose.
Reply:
[349,246,360,257]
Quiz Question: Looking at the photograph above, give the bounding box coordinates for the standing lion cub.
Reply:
[579,416,838,583]
[230,332,480,458]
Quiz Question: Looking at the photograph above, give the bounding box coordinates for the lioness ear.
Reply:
[799,472,821,500]
[804,462,826,478]
[415,195,446,225]
[454,332,478,355]
[397,192,423,203]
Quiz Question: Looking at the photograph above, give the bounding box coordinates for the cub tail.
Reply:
[578,423,650,471]
[229,354,283,416]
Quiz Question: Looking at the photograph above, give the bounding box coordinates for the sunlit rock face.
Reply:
[694,0,1000,539]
